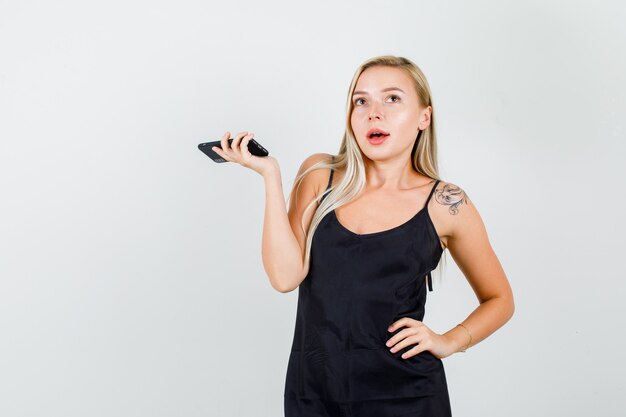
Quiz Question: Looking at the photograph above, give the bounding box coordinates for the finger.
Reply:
[212,131,229,155]
[392,334,423,357]
[401,343,429,359]
[231,132,245,155]
[388,317,421,332]
[211,145,232,162]
[232,132,252,157]
[224,131,247,155]
[388,319,406,333]
[234,131,249,145]
[387,327,419,352]
[385,325,416,347]
[240,135,253,158]
[220,132,234,155]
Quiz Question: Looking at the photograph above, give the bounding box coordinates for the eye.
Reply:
[353,95,401,106]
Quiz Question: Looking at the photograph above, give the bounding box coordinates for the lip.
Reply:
[367,134,389,145]
[366,127,390,138]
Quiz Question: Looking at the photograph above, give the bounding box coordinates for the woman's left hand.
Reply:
[386,317,456,360]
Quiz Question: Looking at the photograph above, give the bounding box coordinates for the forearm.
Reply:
[261,168,305,292]
[443,296,515,353]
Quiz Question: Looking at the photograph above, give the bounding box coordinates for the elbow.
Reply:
[268,267,307,294]
[274,283,297,293]
[272,281,288,293]
[279,286,296,294]
[500,294,515,323]
[270,276,299,293]
[482,293,515,323]
[508,297,516,320]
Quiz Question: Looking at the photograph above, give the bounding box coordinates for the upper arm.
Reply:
[287,153,333,276]
[438,182,514,307]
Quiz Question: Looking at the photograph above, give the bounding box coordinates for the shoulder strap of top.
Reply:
[424,179,440,293]
[327,156,335,190]
[424,179,440,208]
[319,156,334,203]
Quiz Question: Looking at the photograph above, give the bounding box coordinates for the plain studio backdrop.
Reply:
[1,0,624,416]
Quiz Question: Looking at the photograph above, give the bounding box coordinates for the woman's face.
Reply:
[350,66,431,162]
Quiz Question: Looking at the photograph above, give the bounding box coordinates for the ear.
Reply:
[418,106,432,130]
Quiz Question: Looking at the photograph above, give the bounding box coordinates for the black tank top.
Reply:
[284,158,450,410]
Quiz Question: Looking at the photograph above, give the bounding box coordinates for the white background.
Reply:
[1,0,624,416]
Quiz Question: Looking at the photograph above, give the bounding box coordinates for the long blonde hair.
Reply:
[287,55,447,281]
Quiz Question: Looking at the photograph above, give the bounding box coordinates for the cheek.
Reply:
[392,111,419,132]
[350,112,363,130]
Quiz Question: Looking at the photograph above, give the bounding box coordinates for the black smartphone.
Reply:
[198,137,269,163]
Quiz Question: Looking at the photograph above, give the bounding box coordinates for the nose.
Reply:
[368,107,383,120]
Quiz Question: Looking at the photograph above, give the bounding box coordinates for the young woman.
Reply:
[211,55,514,417]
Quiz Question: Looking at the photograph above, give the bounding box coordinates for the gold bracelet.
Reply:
[456,323,472,352]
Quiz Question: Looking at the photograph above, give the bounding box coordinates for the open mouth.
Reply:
[367,133,390,144]
[366,127,390,139]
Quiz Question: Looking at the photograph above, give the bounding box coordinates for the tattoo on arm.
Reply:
[435,183,468,215]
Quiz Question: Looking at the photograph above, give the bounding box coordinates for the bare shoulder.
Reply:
[429,180,484,246]
[288,152,334,238]
[432,180,471,216]
[286,153,335,279]
[430,179,512,307]
[295,152,334,196]
[298,152,333,169]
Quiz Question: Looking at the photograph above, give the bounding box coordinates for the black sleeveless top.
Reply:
[284,159,451,415]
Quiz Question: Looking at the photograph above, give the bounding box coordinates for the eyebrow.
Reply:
[352,87,406,96]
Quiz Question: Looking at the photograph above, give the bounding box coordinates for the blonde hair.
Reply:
[287,55,447,282]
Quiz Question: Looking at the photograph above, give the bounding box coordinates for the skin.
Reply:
[211,130,278,176]
[351,66,430,174]
[348,66,514,359]
[212,65,515,359]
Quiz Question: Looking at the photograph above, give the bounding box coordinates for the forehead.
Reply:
[353,66,414,93]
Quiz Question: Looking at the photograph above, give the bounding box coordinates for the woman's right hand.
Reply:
[211,131,279,177]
